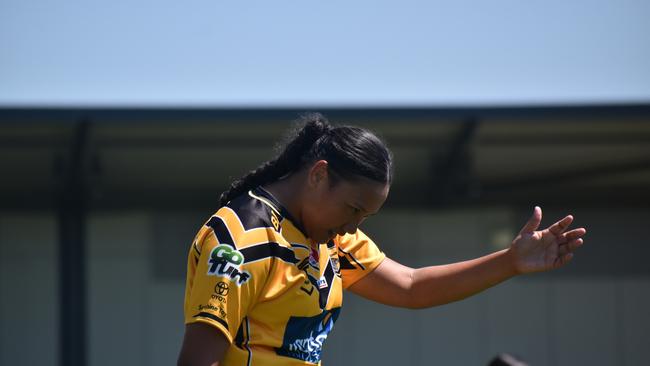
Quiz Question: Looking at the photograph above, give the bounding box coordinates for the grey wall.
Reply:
[87,213,185,366]
[0,214,58,366]
[1,207,649,365]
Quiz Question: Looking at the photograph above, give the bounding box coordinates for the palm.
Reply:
[511,207,586,274]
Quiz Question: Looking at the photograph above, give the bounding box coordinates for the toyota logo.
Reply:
[215,282,229,296]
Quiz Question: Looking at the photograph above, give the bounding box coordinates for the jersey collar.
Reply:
[251,186,309,237]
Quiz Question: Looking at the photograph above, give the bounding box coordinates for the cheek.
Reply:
[301,198,328,233]
[304,200,344,230]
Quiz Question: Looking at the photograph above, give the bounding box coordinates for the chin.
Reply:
[315,235,330,244]
[305,229,325,244]
[314,231,333,244]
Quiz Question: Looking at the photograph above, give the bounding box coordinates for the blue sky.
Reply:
[1,0,649,107]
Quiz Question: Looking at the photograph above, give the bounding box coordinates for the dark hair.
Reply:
[218,112,393,206]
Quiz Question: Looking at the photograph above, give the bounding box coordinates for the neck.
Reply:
[263,172,306,229]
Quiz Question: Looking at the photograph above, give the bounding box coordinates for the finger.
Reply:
[561,228,586,241]
[520,206,542,234]
[548,215,574,236]
[558,238,583,256]
[566,238,584,252]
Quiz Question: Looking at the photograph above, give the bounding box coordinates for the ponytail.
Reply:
[218,113,331,206]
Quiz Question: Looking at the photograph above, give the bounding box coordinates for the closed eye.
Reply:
[347,203,378,220]
[348,205,361,214]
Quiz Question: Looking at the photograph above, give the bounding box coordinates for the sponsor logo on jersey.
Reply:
[317,276,328,289]
[330,256,340,275]
[207,245,251,285]
[328,247,341,276]
[211,293,227,302]
[270,210,281,232]
[215,281,230,296]
[198,303,228,319]
[211,282,229,302]
[276,308,341,363]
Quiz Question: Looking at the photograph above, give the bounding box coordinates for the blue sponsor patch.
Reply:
[317,276,328,289]
[276,308,341,363]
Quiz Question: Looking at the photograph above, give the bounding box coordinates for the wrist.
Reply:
[502,247,521,276]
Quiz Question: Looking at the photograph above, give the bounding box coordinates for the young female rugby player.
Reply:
[177,113,586,366]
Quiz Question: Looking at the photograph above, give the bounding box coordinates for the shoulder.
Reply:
[334,229,386,288]
[192,191,279,253]
[201,192,282,249]
[335,228,373,249]
[222,191,279,232]
[197,191,295,264]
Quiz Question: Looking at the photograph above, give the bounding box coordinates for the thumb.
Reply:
[520,206,542,234]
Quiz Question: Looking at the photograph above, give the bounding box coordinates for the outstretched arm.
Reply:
[348,207,586,309]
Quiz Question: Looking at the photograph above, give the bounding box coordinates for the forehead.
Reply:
[332,178,389,212]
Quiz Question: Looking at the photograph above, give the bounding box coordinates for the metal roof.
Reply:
[1,104,649,210]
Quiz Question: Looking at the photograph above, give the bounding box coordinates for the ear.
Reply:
[307,160,330,189]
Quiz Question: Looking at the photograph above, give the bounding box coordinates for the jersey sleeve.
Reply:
[336,229,386,289]
[183,213,270,343]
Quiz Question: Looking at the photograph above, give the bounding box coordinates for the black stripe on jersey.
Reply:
[338,254,357,270]
[227,192,279,231]
[192,241,201,265]
[193,312,229,331]
[241,242,298,264]
[327,240,335,249]
[205,216,236,249]
[244,317,252,366]
[251,187,288,219]
[297,258,310,271]
[234,316,252,365]
[319,259,336,309]
[252,187,310,236]
[192,242,201,256]
[234,323,245,347]
[338,247,366,270]
[291,243,310,251]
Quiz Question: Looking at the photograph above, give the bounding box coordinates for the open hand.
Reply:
[510,206,586,274]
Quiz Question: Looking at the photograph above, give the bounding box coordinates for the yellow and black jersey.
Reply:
[184,187,385,365]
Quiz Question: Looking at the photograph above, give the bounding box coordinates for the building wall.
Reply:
[1,208,649,365]
[0,214,59,366]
